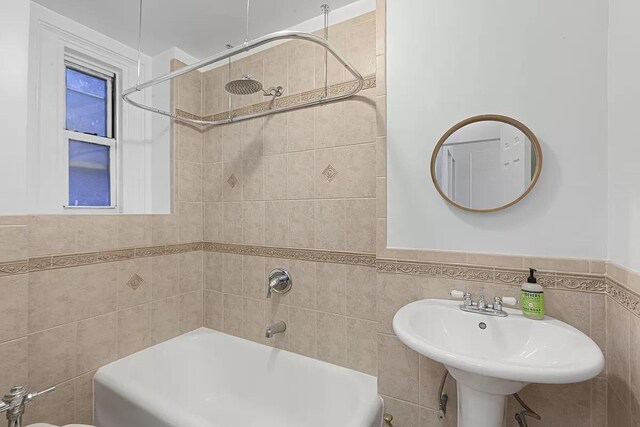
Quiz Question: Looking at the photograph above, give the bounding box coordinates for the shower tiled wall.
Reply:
[0,63,205,425]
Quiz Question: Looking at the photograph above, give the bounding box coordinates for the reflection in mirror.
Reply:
[431,115,542,212]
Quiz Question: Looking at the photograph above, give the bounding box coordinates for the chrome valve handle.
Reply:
[266,268,292,298]
[1,385,56,427]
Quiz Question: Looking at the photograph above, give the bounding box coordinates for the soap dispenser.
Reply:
[521,268,544,319]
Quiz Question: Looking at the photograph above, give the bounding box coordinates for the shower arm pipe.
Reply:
[122,31,365,126]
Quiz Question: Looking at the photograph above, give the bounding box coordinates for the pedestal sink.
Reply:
[393,299,604,427]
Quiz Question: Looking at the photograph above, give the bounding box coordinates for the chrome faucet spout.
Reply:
[265,321,287,338]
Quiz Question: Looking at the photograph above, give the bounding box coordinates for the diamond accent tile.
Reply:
[322,164,338,182]
[126,274,144,290]
[227,174,238,188]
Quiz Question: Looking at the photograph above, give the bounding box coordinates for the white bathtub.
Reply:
[94,328,383,427]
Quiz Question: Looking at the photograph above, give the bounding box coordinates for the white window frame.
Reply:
[63,58,118,209]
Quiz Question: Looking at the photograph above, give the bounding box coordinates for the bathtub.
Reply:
[94,328,383,427]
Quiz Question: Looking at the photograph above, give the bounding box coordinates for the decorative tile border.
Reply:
[175,74,377,124]
[607,278,640,317]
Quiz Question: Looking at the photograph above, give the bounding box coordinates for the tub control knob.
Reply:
[267,268,292,298]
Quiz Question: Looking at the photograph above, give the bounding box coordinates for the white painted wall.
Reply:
[387,0,609,259]
[608,0,640,271]
[0,0,30,214]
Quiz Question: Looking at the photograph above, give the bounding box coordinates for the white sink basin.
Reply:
[393,299,604,427]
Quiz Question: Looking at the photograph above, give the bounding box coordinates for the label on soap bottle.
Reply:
[521,290,544,319]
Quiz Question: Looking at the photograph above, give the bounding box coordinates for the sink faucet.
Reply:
[450,290,518,317]
[265,320,286,338]
[0,385,56,427]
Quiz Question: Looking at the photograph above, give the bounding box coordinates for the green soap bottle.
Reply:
[521,268,544,319]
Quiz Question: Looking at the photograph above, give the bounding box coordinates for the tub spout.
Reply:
[265,321,286,338]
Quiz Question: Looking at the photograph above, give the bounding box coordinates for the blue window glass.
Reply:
[65,67,109,137]
[68,140,111,206]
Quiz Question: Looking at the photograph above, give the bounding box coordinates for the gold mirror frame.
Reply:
[430,114,543,213]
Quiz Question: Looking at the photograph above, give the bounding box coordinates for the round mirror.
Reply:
[431,115,542,212]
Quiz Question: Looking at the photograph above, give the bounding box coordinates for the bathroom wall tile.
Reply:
[179,251,203,293]
[346,318,377,375]
[0,338,28,393]
[345,18,376,76]
[0,275,27,343]
[223,123,243,162]
[177,122,204,163]
[263,49,288,99]
[265,300,289,350]
[376,53,386,97]
[381,396,420,427]
[203,68,224,116]
[629,271,640,295]
[315,143,376,198]
[606,297,631,406]
[376,137,386,178]
[376,95,386,137]
[76,313,117,374]
[376,272,421,334]
[376,218,386,254]
[117,257,153,309]
[151,296,180,344]
[316,312,347,367]
[523,256,590,273]
[421,406,456,427]
[76,215,118,253]
[589,259,606,274]
[464,252,523,269]
[314,23,347,88]
[152,254,180,300]
[223,293,244,337]
[288,260,316,309]
[378,333,419,404]
[590,293,607,353]
[204,126,223,164]
[117,304,151,358]
[418,355,447,409]
[316,263,346,315]
[204,290,224,330]
[263,113,288,155]
[223,254,243,295]
[608,383,632,427]
[29,216,76,256]
[630,312,640,417]
[0,225,28,261]
[344,94,377,144]
[223,202,243,243]
[241,60,264,107]
[243,298,266,344]
[243,119,264,159]
[204,162,223,202]
[243,255,266,300]
[264,154,288,200]
[177,202,203,242]
[288,200,315,248]
[287,41,315,94]
[287,108,315,152]
[315,102,346,148]
[28,323,77,390]
[204,252,223,291]
[243,201,265,245]
[346,266,376,321]
[376,178,387,218]
[346,198,376,252]
[179,290,203,334]
[287,151,315,199]
[608,262,630,285]
[265,201,288,246]
[544,289,590,336]
[29,263,117,332]
[23,379,75,427]
[175,68,202,116]
[376,0,385,54]
[289,307,317,358]
[591,377,607,427]
[243,158,264,201]
[222,161,243,202]
[507,382,591,426]
[204,202,223,241]
[74,370,96,424]
[315,199,346,250]
[117,215,152,248]
[151,214,178,245]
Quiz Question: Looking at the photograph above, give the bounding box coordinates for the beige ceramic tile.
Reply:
[345,17,376,75]
[204,126,223,163]
[151,214,178,245]
[287,41,315,94]
[376,218,387,254]
[346,265,376,321]
[179,251,203,293]
[117,215,152,248]
[418,355,447,409]
[0,338,28,393]
[378,333,419,404]
[465,252,523,269]
[177,161,203,203]
[28,323,77,390]
[288,200,315,248]
[589,259,606,274]
[544,289,590,336]
[243,158,264,201]
[590,293,607,353]
[287,108,315,153]
[177,122,204,163]
[315,102,346,148]
[204,202,223,242]
[152,254,180,300]
[151,296,180,344]
[346,198,376,253]
[0,225,28,261]
[607,383,632,427]
[204,162,223,202]
[117,258,153,309]
[28,216,76,256]
[223,293,243,337]
[0,275,27,343]
[265,300,289,350]
[204,252,223,292]
[222,161,243,202]
[117,303,151,358]
[287,151,315,199]
[289,307,317,358]
[203,68,224,116]
[175,68,202,116]
[263,113,288,155]
[376,177,387,218]
[243,298,266,344]
[376,53,386,97]
[314,199,346,250]
[630,313,640,418]
[264,154,288,200]
[315,143,376,198]
[317,312,347,367]
[381,396,419,427]
[344,94,377,144]
[376,272,422,334]
[242,255,266,300]
[507,382,591,426]
[288,260,316,309]
[242,119,264,159]
[76,215,118,253]
[376,0,385,55]
[376,137,386,178]
[608,262,630,285]
[204,290,224,331]
[376,95,386,137]
[523,256,590,273]
[629,270,640,295]
[263,49,288,99]
[591,377,607,427]
[314,21,347,88]
[179,290,203,334]
[222,254,243,295]
[243,201,265,245]
[74,370,96,424]
[346,318,377,375]
[316,263,346,315]
[606,297,631,406]
[265,201,289,246]
[23,379,75,426]
[223,202,243,243]
[177,202,203,242]
[76,312,117,374]
[222,123,243,162]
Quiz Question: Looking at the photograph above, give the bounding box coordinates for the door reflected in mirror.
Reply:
[431,115,542,212]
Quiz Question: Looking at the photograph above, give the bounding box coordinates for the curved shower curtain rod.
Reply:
[122,30,365,126]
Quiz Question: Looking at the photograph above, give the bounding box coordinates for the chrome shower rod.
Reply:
[122,31,365,126]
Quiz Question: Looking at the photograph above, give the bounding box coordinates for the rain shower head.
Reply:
[225,75,263,95]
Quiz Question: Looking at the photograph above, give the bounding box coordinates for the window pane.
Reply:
[65,67,109,137]
[69,140,111,207]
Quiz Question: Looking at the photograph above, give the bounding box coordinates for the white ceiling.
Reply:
[32,0,363,58]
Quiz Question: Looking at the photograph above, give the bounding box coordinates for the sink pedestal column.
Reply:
[447,367,528,427]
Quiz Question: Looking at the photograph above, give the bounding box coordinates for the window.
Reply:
[64,60,116,207]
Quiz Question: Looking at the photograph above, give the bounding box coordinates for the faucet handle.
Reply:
[450,290,465,299]
[501,297,518,306]
[1,385,55,413]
